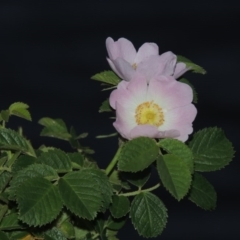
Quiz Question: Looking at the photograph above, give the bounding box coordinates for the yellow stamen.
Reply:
[132,63,137,70]
[135,101,164,127]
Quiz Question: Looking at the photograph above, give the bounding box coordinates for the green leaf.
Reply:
[0,204,8,222]
[106,229,119,240]
[11,155,36,173]
[0,129,33,156]
[91,71,121,85]
[0,110,10,122]
[188,173,217,210]
[44,227,67,240]
[130,192,168,238]
[99,99,112,113]
[189,127,234,172]
[58,218,75,239]
[9,102,31,121]
[157,154,192,200]
[159,138,194,173]
[0,212,24,230]
[179,78,198,103]
[89,169,113,212]
[120,167,151,188]
[38,118,72,140]
[58,171,103,220]
[0,231,9,240]
[37,149,72,173]
[68,152,84,168]
[110,195,130,218]
[8,164,59,200]
[0,171,12,193]
[118,137,159,172]
[106,216,126,231]
[177,55,206,74]
[16,177,63,227]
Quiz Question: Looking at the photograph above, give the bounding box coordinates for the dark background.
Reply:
[0,1,239,239]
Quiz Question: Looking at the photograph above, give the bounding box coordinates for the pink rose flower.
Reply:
[109,74,197,142]
[106,37,189,82]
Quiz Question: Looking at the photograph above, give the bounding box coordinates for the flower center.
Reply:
[132,63,137,70]
[135,101,164,127]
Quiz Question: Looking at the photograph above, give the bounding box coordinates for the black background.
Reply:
[0,1,239,239]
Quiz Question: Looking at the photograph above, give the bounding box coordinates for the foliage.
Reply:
[0,55,234,239]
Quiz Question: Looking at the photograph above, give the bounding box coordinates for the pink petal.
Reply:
[147,77,193,109]
[137,55,166,81]
[113,58,136,81]
[106,37,120,60]
[174,62,190,79]
[157,51,177,76]
[116,38,136,63]
[109,81,131,109]
[135,43,159,64]
[106,58,123,79]
[130,125,162,139]
[113,102,136,139]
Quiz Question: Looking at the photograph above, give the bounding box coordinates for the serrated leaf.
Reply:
[0,171,12,193]
[118,137,159,172]
[38,118,71,140]
[11,155,36,173]
[9,102,31,121]
[189,127,234,172]
[106,216,126,231]
[120,167,151,188]
[99,99,112,113]
[157,154,192,200]
[37,149,72,173]
[89,169,113,212]
[58,218,75,239]
[67,152,84,168]
[8,164,59,200]
[188,173,217,210]
[91,71,121,85]
[159,138,194,173]
[110,195,130,218]
[9,102,29,111]
[0,129,31,155]
[0,212,24,230]
[44,227,67,240]
[0,231,9,240]
[179,78,198,103]
[177,55,206,74]
[16,177,63,227]
[130,192,167,238]
[58,171,102,220]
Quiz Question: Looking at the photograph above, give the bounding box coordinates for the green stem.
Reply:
[119,183,160,197]
[105,143,124,176]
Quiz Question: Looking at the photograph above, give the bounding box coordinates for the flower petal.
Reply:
[113,58,136,81]
[130,125,162,139]
[116,38,136,63]
[174,62,190,79]
[106,37,119,60]
[157,51,177,76]
[135,42,159,64]
[147,76,193,109]
[106,58,123,79]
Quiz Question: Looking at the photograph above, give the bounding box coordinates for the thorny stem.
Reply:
[105,143,124,176]
[118,183,161,197]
